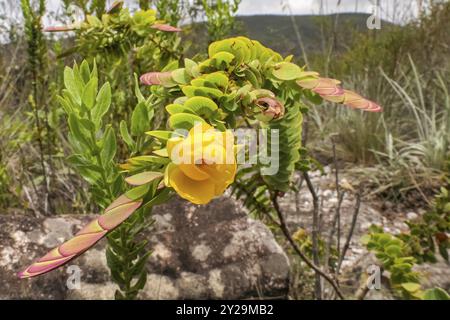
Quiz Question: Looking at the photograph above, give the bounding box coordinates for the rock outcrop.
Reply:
[0,197,290,300]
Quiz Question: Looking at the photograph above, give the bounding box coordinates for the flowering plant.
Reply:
[18,36,380,299]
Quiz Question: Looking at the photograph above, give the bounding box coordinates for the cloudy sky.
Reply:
[42,0,420,22]
[4,0,420,24]
[237,0,419,22]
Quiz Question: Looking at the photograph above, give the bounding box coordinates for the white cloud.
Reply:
[237,0,418,22]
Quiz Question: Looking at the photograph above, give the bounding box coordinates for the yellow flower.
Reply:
[164,123,237,205]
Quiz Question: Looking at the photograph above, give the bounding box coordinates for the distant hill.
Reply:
[188,13,393,60]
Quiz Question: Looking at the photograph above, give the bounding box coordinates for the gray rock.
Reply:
[0,197,290,300]
[406,212,419,220]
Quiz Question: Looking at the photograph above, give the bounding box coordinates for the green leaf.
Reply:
[360,234,371,245]
[210,51,236,68]
[171,68,191,85]
[82,77,98,109]
[130,251,151,276]
[444,203,450,213]
[304,90,323,105]
[182,85,223,99]
[57,95,73,114]
[184,96,218,118]
[66,154,89,167]
[72,63,85,95]
[120,120,135,150]
[128,155,170,165]
[205,72,229,89]
[130,268,148,292]
[80,60,91,84]
[162,60,179,72]
[125,172,163,186]
[78,118,96,132]
[107,237,127,256]
[126,184,150,200]
[169,113,206,130]
[64,67,82,105]
[146,130,184,141]
[92,82,112,126]
[184,58,199,77]
[165,104,194,115]
[134,73,146,103]
[76,166,102,185]
[401,282,421,293]
[90,60,98,79]
[272,62,303,81]
[143,188,172,208]
[106,249,125,286]
[386,245,402,257]
[422,288,450,300]
[153,148,168,157]
[377,234,393,246]
[131,102,150,136]
[114,290,125,300]
[86,14,102,27]
[101,127,117,164]
[68,113,91,149]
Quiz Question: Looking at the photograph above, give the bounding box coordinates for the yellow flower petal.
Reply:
[167,164,216,205]
[179,164,210,181]
[201,163,236,183]
[165,123,237,205]
[188,122,213,137]
[153,148,168,157]
[167,137,184,161]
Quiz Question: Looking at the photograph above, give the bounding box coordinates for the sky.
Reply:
[238,0,361,15]
[237,0,419,22]
[1,0,420,26]
[41,0,419,23]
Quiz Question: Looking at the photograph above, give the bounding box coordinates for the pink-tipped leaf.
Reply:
[297,75,382,113]
[151,24,182,32]
[140,71,175,87]
[18,195,142,279]
[341,90,383,112]
[311,78,344,96]
[44,26,75,32]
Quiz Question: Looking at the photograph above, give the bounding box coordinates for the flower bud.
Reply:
[140,72,175,87]
[255,97,285,121]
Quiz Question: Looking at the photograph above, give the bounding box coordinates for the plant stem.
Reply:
[271,194,345,300]
[337,187,362,274]
[303,171,322,299]
[332,142,341,256]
